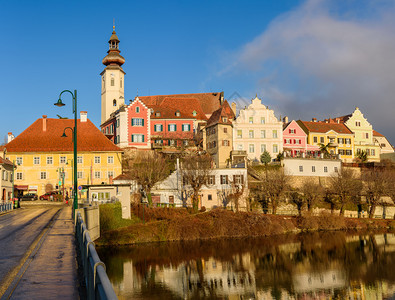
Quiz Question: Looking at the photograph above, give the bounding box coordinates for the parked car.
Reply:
[39,191,59,201]
[20,193,38,201]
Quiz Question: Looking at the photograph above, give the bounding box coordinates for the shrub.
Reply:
[100,202,138,233]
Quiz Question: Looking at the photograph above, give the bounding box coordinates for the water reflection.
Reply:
[97,231,395,299]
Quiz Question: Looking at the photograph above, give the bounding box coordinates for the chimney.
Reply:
[312,118,317,122]
[80,111,87,122]
[231,102,236,116]
[283,116,289,123]
[42,115,47,132]
[7,132,14,143]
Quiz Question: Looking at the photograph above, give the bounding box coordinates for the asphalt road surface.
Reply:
[0,204,76,299]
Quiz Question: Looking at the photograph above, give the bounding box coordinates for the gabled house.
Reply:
[373,130,394,154]
[204,100,235,168]
[283,120,319,157]
[0,156,14,201]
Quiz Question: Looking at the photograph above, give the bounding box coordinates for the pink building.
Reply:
[283,120,319,157]
[127,98,150,148]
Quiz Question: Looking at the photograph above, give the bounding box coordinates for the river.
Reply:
[97,231,395,299]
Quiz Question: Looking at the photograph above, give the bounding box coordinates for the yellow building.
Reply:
[297,120,355,162]
[4,114,122,197]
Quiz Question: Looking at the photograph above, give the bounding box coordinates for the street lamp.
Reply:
[54,90,78,218]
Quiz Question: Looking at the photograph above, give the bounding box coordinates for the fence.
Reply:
[0,201,13,213]
[75,211,118,300]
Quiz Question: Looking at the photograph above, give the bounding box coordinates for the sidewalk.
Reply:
[9,205,81,299]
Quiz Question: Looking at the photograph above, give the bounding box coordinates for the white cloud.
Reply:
[221,0,395,143]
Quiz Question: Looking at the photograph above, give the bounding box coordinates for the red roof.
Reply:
[4,118,122,153]
[206,100,235,127]
[373,130,384,137]
[0,157,13,166]
[150,97,207,120]
[297,120,353,134]
[138,92,223,115]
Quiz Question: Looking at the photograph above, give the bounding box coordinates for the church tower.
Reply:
[101,26,125,124]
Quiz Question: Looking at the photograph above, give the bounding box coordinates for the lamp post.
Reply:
[54,90,78,218]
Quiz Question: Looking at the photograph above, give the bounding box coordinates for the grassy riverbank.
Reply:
[96,203,395,246]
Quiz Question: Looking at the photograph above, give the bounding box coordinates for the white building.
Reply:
[233,96,283,163]
[283,157,341,177]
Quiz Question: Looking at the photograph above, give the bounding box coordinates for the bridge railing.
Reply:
[0,201,13,213]
[75,211,117,300]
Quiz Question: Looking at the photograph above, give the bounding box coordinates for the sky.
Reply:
[1,0,394,144]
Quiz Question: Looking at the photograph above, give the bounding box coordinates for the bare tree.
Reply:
[301,180,324,212]
[124,151,170,206]
[362,167,390,218]
[288,190,304,216]
[218,179,245,212]
[180,153,213,211]
[328,168,362,215]
[259,168,289,215]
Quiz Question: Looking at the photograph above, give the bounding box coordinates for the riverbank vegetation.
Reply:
[97,202,395,246]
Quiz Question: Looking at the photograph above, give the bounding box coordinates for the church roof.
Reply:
[4,117,122,153]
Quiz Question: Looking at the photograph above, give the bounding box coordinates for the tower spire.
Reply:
[102,25,125,67]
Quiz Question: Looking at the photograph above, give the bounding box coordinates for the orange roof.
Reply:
[138,92,223,115]
[297,120,353,134]
[373,130,384,137]
[206,100,235,127]
[4,117,122,153]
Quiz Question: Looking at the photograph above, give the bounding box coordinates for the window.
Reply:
[94,171,101,179]
[207,175,215,185]
[175,111,181,117]
[237,130,242,138]
[365,133,369,139]
[155,111,161,117]
[237,144,243,150]
[261,130,266,139]
[120,77,123,88]
[113,99,116,107]
[168,124,177,132]
[233,175,244,184]
[272,130,278,138]
[192,111,197,116]
[208,194,212,201]
[47,156,53,165]
[299,166,303,172]
[273,144,278,153]
[116,119,120,128]
[249,144,255,153]
[154,124,163,132]
[132,118,144,126]
[136,106,140,113]
[220,175,228,184]
[312,166,316,172]
[183,140,189,146]
[222,117,228,122]
[261,144,266,152]
[289,129,296,134]
[334,167,338,173]
[249,130,254,138]
[223,128,228,133]
[77,172,83,179]
[94,156,101,164]
[111,77,114,86]
[116,135,119,144]
[108,156,114,164]
[40,172,47,179]
[313,136,318,143]
[324,166,328,173]
[285,139,290,144]
[249,117,253,124]
[346,150,352,155]
[329,137,335,143]
[107,171,114,178]
[223,140,230,146]
[16,172,23,180]
[371,149,375,156]
[320,137,325,143]
[132,134,145,143]
[261,117,265,124]
[345,138,351,144]
[77,156,83,164]
[182,124,191,131]
[338,138,344,144]
[34,157,40,165]
[16,157,23,165]
[355,121,361,127]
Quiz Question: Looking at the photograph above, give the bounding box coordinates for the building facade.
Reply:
[283,120,319,157]
[4,114,123,197]
[0,156,14,201]
[233,96,283,162]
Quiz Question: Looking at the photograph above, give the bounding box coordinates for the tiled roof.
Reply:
[206,100,235,127]
[4,118,122,153]
[0,157,13,166]
[373,130,384,137]
[150,98,207,120]
[138,92,223,115]
[297,120,353,134]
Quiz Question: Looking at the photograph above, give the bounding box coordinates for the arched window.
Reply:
[113,99,117,106]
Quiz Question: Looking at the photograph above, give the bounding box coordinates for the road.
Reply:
[0,204,80,299]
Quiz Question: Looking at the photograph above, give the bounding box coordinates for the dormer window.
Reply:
[175,110,181,117]
[155,112,161,117]
[222,117,228,122]
[192,111,197,117]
